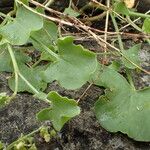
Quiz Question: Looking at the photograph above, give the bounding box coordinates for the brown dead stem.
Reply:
[20,0,150,75]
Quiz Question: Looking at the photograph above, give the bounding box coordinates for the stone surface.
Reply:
[0,0,150,149]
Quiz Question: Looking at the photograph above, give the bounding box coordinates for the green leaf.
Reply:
[114,2,129,15]
[14,141,26,150]
[20,0,29,5]
[34,92,47,101]
[0,141,4,150]
[94,67,150,141]
[89,63,103,85]
[50,129,56,137]
[28,144,37,150]
[0,93,9,108]
[0,44,12,72]
[0,46,31,72]
[31,20,58,52]
[142,18,150,33]
[0,6,43,45]
[108,61,121,71]
[64,7,80,17]
[37,91,80,131]
[42,36,97,89]
[8,65,47,93]
[122,44,141,69]
[40,51,55,61]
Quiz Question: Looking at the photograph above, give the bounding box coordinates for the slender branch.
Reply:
[69,0,72,8]
[31,37,59,60]
[77,83,93,103]
[120,10,150,31]
[7,43,50,102]
[28,0,150,39]
[7,126,42,150]
[91,0,150,18]
[126,16,150,43]
[18,72,39,94]
[7,44,19,98]
[0,12,14,27]
[103,0,110,63]
[88,29,150,74]
[111,13,124,51]
[129,11,150,18]
[111,13,137,88]
[126,69,136,90]
[0,12,13,20]
[81,11,106,22]
[32,58,42,68]
[45,0,54,7]
[7,44,43,99]
[126,16,142,32]
[16,0,150,75]
[90,0,108,11]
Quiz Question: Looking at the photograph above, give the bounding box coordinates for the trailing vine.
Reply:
[0,0,150,149]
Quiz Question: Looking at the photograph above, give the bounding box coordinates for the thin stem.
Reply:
[17,0,73,26]
[7,44,50,103]
[77,83,93,103]
[31,37,59,60]
[126,69,136,90]
[122,55,150,75]
[96,52,116,55]
[7,126,42,150]
[45,0,54,7]
[69,0,72,8]
[126,16,142,32]
[7,44,19,98]
[92,32,150,74]
[0,12,7,18]
[18,73,50,103]
[129,11,150,18]
[119,10,150,31]
[81,11,106,22]
[90,0,108,11]
[17,0,150,75]
[103,0,110,62]
[32,58,42,68]
[126,16,150,44]
[7,44,42,99]
[29,0,150,38]
[111,13,124,51]
[0,12,14,27]
[0,12,13,20]
[18,72,39,94]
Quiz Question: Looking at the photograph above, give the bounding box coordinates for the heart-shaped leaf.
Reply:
[0,6,43,45]
[42,36,97,89]
[37,91,80,131]
[94,67,150,141]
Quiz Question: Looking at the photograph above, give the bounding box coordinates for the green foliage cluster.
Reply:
[0,0,150,148]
